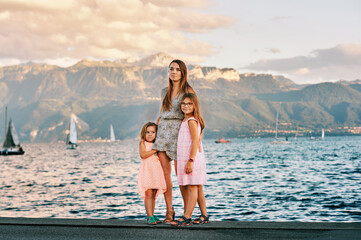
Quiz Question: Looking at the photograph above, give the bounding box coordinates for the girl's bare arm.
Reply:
[188,120,199,159]
[185,120,199,174]
[198,132,203,152]
[139,141,157,159]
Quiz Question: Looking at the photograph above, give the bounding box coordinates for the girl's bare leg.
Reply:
[158,151,174,220]
[151,190,157,216]
[197,185,208,218]
[184,185,198,219]
[144,189,153,217]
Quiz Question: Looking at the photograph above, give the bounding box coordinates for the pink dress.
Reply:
[177,117,206,186]
[138,141,166,199]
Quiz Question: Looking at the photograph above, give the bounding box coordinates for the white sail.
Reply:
[110,124,116,142]
[10,121,20,146]
[321,128,325,140]
[69,116,77,144]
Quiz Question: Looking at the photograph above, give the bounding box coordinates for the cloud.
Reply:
[141,0,209,8]
[269,48,280,54]
[0,0,233,65]
[270,16,292,21]
[244,44,361,83]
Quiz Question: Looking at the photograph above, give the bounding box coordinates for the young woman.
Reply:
[152,59,194,223]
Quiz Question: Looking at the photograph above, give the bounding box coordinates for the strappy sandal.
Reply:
[170,215,192,226]
[147,216,157,225]
[153,215,162,224]
[193,214,209,224]
[164,207,175,224]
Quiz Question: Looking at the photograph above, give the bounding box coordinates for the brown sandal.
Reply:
[164,207,175,224]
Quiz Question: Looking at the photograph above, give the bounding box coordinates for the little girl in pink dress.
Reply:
[138,122,166,225]
[171,93,209,226]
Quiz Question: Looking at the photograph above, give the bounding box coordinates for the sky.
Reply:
[0,0,360,84]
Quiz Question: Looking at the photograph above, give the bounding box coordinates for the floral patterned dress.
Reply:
[153,87,184,161]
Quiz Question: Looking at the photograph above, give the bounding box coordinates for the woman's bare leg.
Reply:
[174,160,178,176]
[158,152,173,215]
[179,185,188,214]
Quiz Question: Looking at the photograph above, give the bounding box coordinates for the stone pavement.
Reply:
[0,217,360,240]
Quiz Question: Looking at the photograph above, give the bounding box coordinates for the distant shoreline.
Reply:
[10,134,361,144]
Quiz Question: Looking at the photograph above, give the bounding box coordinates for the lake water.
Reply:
[1,136,360,222]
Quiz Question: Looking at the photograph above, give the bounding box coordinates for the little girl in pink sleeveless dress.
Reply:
[138,122,166,225]
[171,93,209,226]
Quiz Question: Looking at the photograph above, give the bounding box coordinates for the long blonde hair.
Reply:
[162,59,193,111]
[139,122,157,142]
[180,93,205,132]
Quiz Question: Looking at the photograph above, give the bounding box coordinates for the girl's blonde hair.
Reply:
[139,122,157,142]
[162,59,194,111]
[180,93,205,132]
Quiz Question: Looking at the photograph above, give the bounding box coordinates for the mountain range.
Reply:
[1,52,361,142]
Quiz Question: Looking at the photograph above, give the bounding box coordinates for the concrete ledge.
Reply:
[1,217,360,240]
[0,217,360,230]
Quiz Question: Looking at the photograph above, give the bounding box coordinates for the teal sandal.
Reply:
[170,215,192,226]
[193,214,209,224]
[147,215,157,225]
[153,215,162,224]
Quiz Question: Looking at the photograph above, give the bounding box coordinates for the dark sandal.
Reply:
[193,214,209,224]
[170,215,192,226]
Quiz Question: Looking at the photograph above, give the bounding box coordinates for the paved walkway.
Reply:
[0,217,360,240]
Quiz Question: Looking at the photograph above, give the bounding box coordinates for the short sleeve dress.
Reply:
[176,117,206,186]
[138,141,167,199]
[152,87,184,161]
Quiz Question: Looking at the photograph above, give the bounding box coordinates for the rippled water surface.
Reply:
[1,137,361,221]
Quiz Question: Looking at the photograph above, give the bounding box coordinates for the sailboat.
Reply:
[66,116,77,149]
[0,118,25,155]
[269,112,290,144]
[110,124,116,142]
[294,127,300,139]
[321,128,325,140]
[309,128,325,141]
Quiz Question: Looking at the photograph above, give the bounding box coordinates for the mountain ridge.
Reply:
[1,53,361,142]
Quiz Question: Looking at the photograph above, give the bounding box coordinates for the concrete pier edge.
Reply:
[0,217,360,230]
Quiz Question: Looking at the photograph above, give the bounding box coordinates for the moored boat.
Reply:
[269,112,290,144]
[0,118,25,155]
[66,116,78,149]
[215,138,231,143]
